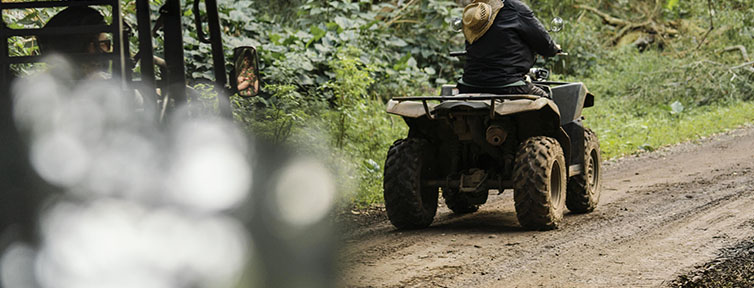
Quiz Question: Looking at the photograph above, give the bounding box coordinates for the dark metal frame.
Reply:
[1,0,232,117]
[204,0,231,117]
[0,0,234,245]
[134,0,155,98]
[161,0,187,106]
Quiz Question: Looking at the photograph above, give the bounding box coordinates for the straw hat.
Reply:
[462,0,505,44]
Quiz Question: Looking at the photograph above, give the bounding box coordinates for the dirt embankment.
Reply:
[338,125,754,288]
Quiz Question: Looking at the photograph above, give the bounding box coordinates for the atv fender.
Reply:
[386,98,561,119]
[386,100,438,118]
[550,82,588,125]
[493,98,560,118]
[554,127,572,177]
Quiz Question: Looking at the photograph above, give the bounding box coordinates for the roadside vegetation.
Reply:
[5,0,754,207]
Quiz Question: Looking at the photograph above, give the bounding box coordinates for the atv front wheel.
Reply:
[566,128,602,213]
[513,136,567,230]
[383,138,438,229]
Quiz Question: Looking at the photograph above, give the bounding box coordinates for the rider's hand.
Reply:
[554,44,568,56]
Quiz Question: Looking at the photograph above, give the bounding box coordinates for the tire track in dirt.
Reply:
[339,125,754,288]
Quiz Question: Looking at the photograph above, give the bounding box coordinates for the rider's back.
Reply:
[463,0,559,87]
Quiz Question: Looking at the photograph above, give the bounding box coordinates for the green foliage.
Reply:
[585,98,754,159]
[323,46,375,148]
[3,7,59,74]
[233,84,309,144]
[318,48,407,205]
[666,0,681,10]
[7,0,754,207]
[583,49,754,108]
[545,21,603,77]
[232,45,407,206]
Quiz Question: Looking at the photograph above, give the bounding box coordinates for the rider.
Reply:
[458,0,560,97]
[37,6,112,79]
[37,7,148,107]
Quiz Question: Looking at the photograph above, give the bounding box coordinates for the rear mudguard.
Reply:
[386,97,560,119]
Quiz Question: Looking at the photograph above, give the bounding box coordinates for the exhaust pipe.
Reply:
[486,125,508,146]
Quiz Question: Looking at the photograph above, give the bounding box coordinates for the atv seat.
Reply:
[447,79,553,99]
[457,79,526,89]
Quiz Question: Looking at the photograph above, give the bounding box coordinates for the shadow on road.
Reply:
[382,208,594,236]
[379,210,525,236]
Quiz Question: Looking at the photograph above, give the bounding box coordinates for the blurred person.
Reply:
[37,6,112,79]
[458,0,561,97]
[37,7,152,109]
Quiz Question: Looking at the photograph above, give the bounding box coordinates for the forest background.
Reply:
[5,0,754,207]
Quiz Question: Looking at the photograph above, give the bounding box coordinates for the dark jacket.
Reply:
[462,0,559,87]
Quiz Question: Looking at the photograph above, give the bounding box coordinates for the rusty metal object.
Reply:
[486,125,507,146]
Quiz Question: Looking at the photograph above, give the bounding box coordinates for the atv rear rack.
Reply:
[392,94,543,120]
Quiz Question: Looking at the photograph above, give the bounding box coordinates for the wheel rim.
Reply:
[416,160,427,209]
[587,149,600,193]
[550,160,562,205]
[416,155,437,214]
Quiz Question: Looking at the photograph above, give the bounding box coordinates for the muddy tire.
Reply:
[383,138,438,229]
[566,128,602,213]
[444,193,480,214]
[513,136,567,230]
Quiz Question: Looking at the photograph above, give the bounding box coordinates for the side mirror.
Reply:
[451,17,463,32]
[550,17,564,33]
[231,46,261,98]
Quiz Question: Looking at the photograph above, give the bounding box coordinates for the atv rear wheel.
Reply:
[566,128,602,213]
[513,136,567,230]
[383,138,438,229]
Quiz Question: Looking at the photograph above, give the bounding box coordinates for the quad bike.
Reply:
[382,56,602,231]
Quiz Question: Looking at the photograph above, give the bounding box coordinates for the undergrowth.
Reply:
[586,98,754,160]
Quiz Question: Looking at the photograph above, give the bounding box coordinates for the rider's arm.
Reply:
[516,4,560,58]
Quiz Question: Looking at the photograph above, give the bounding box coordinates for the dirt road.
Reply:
[339,125,754,287]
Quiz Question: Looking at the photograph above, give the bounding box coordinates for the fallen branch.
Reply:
[729,61,754,71]
[611,21,651,45]
[574,5,629,27]
[680,59,724,69]
[575,4,678,46]
[696,0,715,50]
[391,20,420,25]
[385,0,419,27]
[719,45,750,62]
